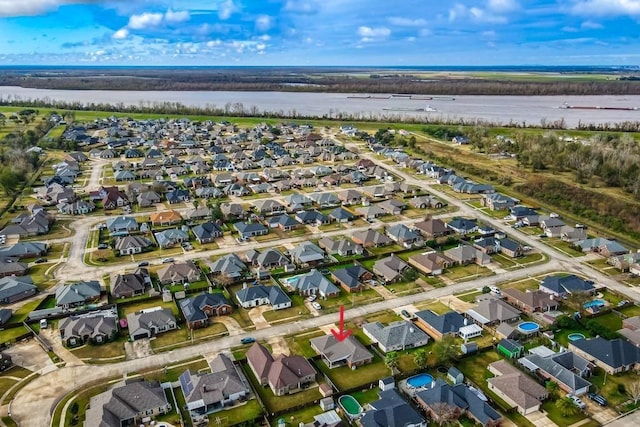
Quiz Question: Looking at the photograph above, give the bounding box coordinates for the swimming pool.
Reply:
[568,333,586,341]
[584,299,606,309]
[407,373,434,388]
[338,395,363,419]
[281,274,303,287]
[517,321,540,334]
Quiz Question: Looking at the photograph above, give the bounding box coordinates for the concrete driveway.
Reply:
[214,316,244,336]
[124,338,153,360]
[3,339,55,374]
[247,306,271,329]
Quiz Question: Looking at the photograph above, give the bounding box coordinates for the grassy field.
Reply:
[315,353,391,390]
[210,399,263,427]
[70,338,127,360]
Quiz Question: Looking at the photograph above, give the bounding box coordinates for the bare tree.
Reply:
[628,380,640,404]
[430,402,460,427]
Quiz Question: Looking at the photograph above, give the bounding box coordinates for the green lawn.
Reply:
[150,322,227,351]
[540,400,587,427]
[263,294,310,323]
[414,300,451,314]
[119,299,178,317]
[0,326,30,344]
[315,353,391,390]
[318,288,383,313]
[0,366,32,379]
[456,290,483,303]
[385,280,422,295]
[590,367,640,407]
[269,403,325,427]
[285,329,326,359]
[442,264,494,281]
[210,399,263,427]
[546,239,586,257]
[241,363,322,412]
[70,338,127,361]
[594,313,624,331]
[503,278,540,292]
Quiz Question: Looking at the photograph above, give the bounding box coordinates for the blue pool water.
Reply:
[407,373,434,388]
[584,299,606,309]
[568,333,586,341]
[517,322,540,333]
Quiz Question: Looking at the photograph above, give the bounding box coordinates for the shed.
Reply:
[379,376,395,391]
[447,367,464,385]
[319,383,333,397]
[461,342,478,355]
[319,397,335,411]
[497,338,524,359]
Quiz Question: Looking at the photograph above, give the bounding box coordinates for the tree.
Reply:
[384,351,399,369]
[433,335,458,365]
[546,381,560,399]
[628,381,640,404]
[566,291,591,316]
[430,402,460,427]
[413,349,428,370]
[556,397,579,417]
[0,170,23,196]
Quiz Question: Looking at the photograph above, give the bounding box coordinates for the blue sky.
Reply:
[0,0,639,65]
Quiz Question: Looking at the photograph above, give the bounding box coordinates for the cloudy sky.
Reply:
[0,0,639,66]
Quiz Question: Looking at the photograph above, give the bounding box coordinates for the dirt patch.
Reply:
[3,338,55,373]
[267,336,290,356]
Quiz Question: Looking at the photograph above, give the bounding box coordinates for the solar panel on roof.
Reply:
[179,371,194,396]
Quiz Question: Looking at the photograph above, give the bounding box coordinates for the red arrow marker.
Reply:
[331,305,352,342]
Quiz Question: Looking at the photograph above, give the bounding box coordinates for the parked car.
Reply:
[588,393,607,406]
[401,309,412,318]
[138,261,149,267]
[568,395,586,409]
[240,337,256,344]
[34,258,48,264]
[312,302,322,310]
[97,243,109,249]
[308,295,317,302]
[161,257,175,263]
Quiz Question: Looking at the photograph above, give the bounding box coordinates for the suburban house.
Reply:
[110,268,151,298]
[408,251,453,276]
[618,316,640,347]
[126,307,178,340]
[356,205,386,219]
[114,236,153,255]
[444,245,491,266]
[282,269,340,298]
[446,217,478,235]
[56,280,101,309]
[363,320,430,353]
[192,222,223,244]
[179,353,249,416]
[246,342,316,396]
[415,310,482,341]
[331,265,373,293]
[359,389,426,427]
[252,199,286,215]
[235,284,292,310]
[137,191,161,207]
[289,241,326,265]
[487,360,547,415]
[0,276,38,304]
[150,210,183,226]
[234,222,268,239]
[385,224,423,248]
[575,238,629,257]
[318,237,364,257]
[328,207,355,223]
[415,379,502,427]
[465,295,522,328]
[253,249,290,270]
[310,334,374,369]
[0,241,47,259]
[154,228,189,248]
[59,310,118,347]
[179,293,233,329]
[569,337,640,374]
[207,253,247,278]
[481,192,519,211]
[352,229,392,248]
[413,218,452,239]
[538,274,595,298]
[519,346,592,395]
[84,380,172,427]
[295,210,330,226]
[377,199,406,215]
[337,189,363,205]
[373,254,411,283]
[157,260,201,285]
[409,195,444,210]
[0,257,28,278]
[502,288,559,314]
[265,214,300,231]
[105,216,138,236]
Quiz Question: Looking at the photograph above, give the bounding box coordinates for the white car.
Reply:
[312,302,322,310]
[308,295,317,302]
[568,395,586,409]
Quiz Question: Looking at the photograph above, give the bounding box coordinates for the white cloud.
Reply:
[388,17,427,26]
[257,34,271,41]
[256,43,266,51]
[164,9,190,24]
[571,0,640,16]
[128,12,163,30]
[448,3,507,23]
[112,28,129,39]
[218,0,236,20]
[406,36,416,42]
[487,0,519,12]
[581,20,603,28]
[284,0,320,14]
[357,26,391,40]
[206,39,222,47]
[0,0,100,17]
[255,15,273,32]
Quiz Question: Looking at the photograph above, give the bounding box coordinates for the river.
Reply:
[2,86,640,127]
